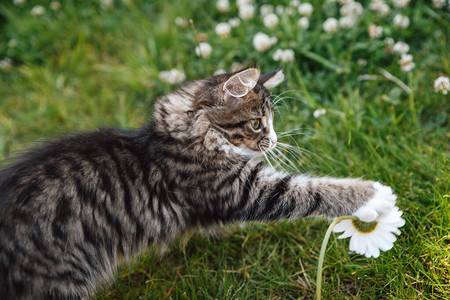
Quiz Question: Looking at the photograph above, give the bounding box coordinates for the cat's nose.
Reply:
[271,139,277,147]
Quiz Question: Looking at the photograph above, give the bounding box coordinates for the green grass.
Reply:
[1,0,449,299]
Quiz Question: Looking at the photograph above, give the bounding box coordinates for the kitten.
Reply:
[0,68,395,299]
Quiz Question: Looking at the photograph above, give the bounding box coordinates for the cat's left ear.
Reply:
[223,68,260,100]
[258,68,284,89]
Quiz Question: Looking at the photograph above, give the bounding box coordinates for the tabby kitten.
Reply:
[0,68,395,299]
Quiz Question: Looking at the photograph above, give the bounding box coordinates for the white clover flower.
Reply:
[214,69,227,75]
[323,18,338,33]
[313,109,327,118]
[195,42,212,58]
[393,14,410,29]
[216,0,230,13]
[433,76,450,95]
[392,0,410,8]
[285,7,296,16]
[393,41,409,54]
[231,62,243,72]
[175,16,188,28]
[31,5,45,16]
[290,0,301,7]
[0,57,13,71]
[100,0,114,9]
[357,58,367,66]
[260,4,274,17]
[236,0,252,7]
[13,0,25,6]
[333,183,405,258]
[340,2,363,16]
[275,5,285,15]
[263,13,279,29]
[432,0,446,8]
[298,3,314,17]
[228,17,241,28]
[398,53,415,72]
[215,22,231,38]
[368,24,383,39]
[273,49,295,63]
[159,69,186,85]
[338,0,355,4]
[252,32,277,52]
[50,1,61,11]
[339,16,357,28]
[7,39,18,48]
[239,4,255,20]
[369,0,390,16]
[298,17,310,29]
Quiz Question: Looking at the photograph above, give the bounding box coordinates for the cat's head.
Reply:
[198,68,284,157]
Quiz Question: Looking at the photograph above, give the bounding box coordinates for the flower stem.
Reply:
[315,216,356,300]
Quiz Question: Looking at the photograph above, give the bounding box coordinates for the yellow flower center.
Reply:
[352,219,378,233]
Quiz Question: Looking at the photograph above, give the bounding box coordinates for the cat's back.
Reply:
[0,127,153,299]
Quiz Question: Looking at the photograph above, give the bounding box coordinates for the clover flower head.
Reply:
[228,18,241,28]
[298,17,310,29]
[368,24,383,39]
[175,16,188,28]
[434,76,450,95]
[298,3,314,17]
[216,0,230,13]
[432,0,446,8]
[0,57,13,71]
[313,109,327,118]
[100,0,114,9]
[273,49,295,63]
[339,16,357,29]
[195,42,212,58]
[215,22,231,38]
[50,1,62,11]
[392,0,410,8]
[263,13,279,29]
[393,14,410,29]
[276,5,285,15]
[253,32,277,52]
[323,18,338,33]
[13,0,25,6]
[393,41,410,54]
[398,53,415,72]
[239,4,255,20]
[31,5,45,16]
[333,183,405,258]
[290,0,301,7]
[260,4,274,17]
[369,0,390,16]
[340,2,363,16]
[159,69,186,85]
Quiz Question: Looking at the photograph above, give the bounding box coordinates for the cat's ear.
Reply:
[223,68,260,102]
[258,68,284,89]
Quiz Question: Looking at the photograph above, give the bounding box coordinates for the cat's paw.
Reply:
[353,182,397,222]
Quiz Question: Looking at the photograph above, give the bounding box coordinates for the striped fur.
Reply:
[0,70,377,299]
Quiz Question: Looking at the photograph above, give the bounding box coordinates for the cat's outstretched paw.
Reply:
[353,182,397,222]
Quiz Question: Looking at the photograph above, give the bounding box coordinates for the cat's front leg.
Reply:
[232,163,396,222]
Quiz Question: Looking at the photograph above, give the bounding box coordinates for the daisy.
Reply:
[333,184,405,258]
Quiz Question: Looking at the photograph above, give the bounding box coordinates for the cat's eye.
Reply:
[250,119,261,130]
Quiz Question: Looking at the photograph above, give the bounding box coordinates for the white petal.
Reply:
[354,206,378,222]
[333,219,352,233]
[337,227,356,239]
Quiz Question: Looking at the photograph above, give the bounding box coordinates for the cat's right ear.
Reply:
[223,68,260,106]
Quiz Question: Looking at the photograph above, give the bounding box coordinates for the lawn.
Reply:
[0,0,449,299]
